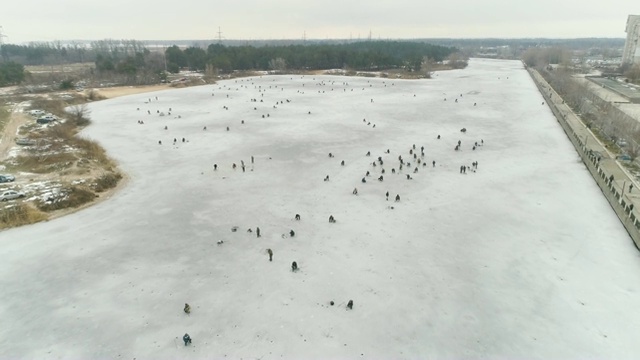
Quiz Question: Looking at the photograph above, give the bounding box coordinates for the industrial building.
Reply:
[622,15,640,65]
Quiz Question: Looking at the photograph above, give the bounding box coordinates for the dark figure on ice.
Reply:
[183,334,192,346]
[341,160,345,166]
[214,164,218,170]
[437,135,441,139]
[295,214,301,220]
[328,152,334,158]
[347,300,354,310]
[378,175,384,181]
[290,230,295,237]
[386,191,389,200]
[392,168,396,174]
[406,174,412,180]
[329,215,336,223]
[268,248,273,261]
[184,303,191,314]
[361,177,366,183]
[366,151,371,156]
[353,188,358,195]
[256,227,261,238]
[366,171,370,177]
[292,261,298,272]
[395,194,400,202]
[630,184,633,193]
[324,175,330,182]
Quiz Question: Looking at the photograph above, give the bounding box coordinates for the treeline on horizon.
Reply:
[163,41,456,73]
[0,40,459,85]
[0,40,457,70]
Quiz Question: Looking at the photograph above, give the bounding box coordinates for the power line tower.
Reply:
[217,27,224,44]
[0,26,8,49]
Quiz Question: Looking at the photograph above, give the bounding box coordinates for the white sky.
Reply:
[2,0,638,43]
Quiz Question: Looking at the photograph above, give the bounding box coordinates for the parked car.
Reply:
[15,138,36,146]
[0,190,25,201]
[37,115,56,124]
[29,109,45,116]
[0,174,15,183]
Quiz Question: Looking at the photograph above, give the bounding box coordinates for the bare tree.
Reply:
[69,104,91,126]
[268,58,287,72]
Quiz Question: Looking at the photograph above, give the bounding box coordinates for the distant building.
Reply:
[622,15,640,65]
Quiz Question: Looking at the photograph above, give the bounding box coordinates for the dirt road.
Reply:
[0,103,30,161]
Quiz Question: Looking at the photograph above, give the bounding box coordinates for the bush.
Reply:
[94,172,122,192]
[0,203,48,229]
[86,89,105,101]
[68,104,91,126]
[60,79,75,90]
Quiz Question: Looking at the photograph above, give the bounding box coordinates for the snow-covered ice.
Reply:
[1,59,640,359]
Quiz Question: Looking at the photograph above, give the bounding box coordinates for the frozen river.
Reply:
[1,58,639,359]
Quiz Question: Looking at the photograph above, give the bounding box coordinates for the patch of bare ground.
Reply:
[86,84,171,99]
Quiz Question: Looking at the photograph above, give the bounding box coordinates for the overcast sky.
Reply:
[2,0,638,44]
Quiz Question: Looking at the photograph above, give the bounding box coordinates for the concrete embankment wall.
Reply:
[527,67,640,250]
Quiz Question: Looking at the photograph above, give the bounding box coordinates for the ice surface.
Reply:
[1,59,640,359]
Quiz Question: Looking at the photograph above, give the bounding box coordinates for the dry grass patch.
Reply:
[0,203,48,229]
[29,98,67,115]
[10,152,77,173]
[37,186,96,212]
[0,105,9,133]
[72,137,113,167]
